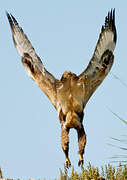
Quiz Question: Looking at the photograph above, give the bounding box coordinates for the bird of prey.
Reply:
[6,9,117,168]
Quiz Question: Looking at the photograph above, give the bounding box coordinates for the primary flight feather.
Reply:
[6,9,117,168]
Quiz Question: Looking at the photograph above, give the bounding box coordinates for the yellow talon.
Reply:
[78,155,84,167]
[65,157,71,168]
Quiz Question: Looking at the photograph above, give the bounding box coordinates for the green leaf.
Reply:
[111,73,127,88]
[108,108,127,125]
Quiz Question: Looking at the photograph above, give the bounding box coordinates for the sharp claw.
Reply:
[78,156,84,167]
[65,158,71,168]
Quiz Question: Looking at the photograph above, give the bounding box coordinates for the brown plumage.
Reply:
[6,9,117,168]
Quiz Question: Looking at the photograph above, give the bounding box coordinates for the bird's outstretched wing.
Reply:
[6,12,59,108]
[79,9,117,102]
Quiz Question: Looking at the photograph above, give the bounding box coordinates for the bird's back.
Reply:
[57,72,85,128]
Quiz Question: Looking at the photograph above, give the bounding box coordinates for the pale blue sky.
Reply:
[0,1,127,179]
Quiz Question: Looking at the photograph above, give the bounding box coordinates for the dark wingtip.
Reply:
[10,13,18,25]
[112,8,117,43]
[104,8,117,44]
[113,8,115,25]
[6,11,11,21]
[6,12,20,35]
[6,11,18,26]
[6,11,14,31]
[5,10,9,17]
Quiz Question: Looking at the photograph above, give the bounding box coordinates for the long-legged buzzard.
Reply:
[6,9,117,168]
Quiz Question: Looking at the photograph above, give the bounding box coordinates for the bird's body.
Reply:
[57,72,85,127]
[6,9,117,167]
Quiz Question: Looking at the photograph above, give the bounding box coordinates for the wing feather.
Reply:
[94,9,116,61]
[6,12,59,108]
[79,9,117,103]
[79,9,116,79]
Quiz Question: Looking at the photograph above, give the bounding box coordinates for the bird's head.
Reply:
[61,71,72,81]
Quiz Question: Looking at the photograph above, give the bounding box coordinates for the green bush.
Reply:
[58,163,127,180]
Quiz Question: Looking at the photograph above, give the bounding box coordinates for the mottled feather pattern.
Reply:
[6,9,117,168]
[6,12,44,74]
[6,11,60,108]
[104,9,117,43]
[79,9,116,83]
[94,9,116,60]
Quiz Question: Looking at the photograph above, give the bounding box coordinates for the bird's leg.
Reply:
[77,124,86,167]
[61,124,71,168]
